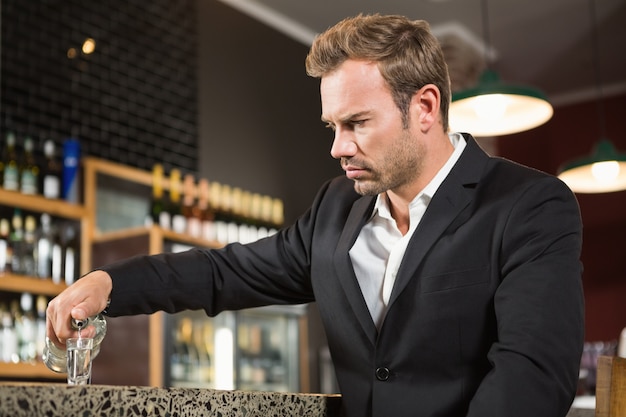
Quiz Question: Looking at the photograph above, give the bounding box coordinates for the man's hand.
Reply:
[46,270,113,348]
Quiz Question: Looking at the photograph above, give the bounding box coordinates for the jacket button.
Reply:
[375,367,390,381]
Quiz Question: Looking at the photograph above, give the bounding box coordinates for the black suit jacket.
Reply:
[104,134,584,417]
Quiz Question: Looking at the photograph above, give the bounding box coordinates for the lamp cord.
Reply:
[481,0,492,68]
[589,0,607,139]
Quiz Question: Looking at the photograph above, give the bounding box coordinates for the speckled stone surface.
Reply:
[0,384,343,417]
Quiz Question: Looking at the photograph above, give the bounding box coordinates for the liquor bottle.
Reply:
[35,213,54,279]
[63,224,79,285]
[19,293,37,363]
[21,215,37,277]
[62,138,80,203]
[19,137,39,195]
[215,183,231,244]
[1,302,19,363]
[170,318,191,382]
[169,169,186,234]
[0,218,10,274]
[197,179,216,241]
[182,174,201,238]
[35,295,48,360]
[43,313,107,373]
[50,222,63,284]
[147,164,165,227]
[10,209,24,275]
[41,140,62,199]
[2,132,19,191]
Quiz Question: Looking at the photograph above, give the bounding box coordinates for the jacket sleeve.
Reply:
[99,180,340,318]
[466,176,584,417]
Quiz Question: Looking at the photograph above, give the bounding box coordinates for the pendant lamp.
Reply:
[449,0,553,137]
[558,140,626,193]
[557,0,626,193]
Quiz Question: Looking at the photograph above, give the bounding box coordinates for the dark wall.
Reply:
[0,0,199,173]
[195,1,341,225]
[498,93,626,343]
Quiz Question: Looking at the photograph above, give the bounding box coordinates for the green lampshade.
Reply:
[450,70,554,137]
[558,139,626,193]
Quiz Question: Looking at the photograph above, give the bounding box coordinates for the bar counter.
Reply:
[0,383,595,417]
[0,383,342,417]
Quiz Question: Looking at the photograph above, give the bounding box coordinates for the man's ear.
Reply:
[412,84,441,132]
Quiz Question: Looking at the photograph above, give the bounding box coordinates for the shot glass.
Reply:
[66,337,94,385]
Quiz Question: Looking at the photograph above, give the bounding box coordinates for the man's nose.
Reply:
[330,129,357,160]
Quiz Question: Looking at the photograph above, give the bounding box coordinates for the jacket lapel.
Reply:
[387,134,488,307]
[333,194,378,345]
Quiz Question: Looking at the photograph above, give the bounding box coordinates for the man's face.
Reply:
[320,60,424,196]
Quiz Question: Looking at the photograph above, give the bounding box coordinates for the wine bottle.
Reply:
[2,132,19,191]
[19,137,39,195]
[35,213,54,279]
[63,224,79,285]
[19,292,37,362]
[22,215,37,277]
[0,219,10,274]
[197,179,216,241]
[169,169,186,234]
[182,174,201,238]
[147,164,165,227]
[41,140,62,199]
[35,295,48,360]
[10,209,24,275]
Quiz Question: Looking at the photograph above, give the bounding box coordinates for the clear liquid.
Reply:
[66,333,93,385]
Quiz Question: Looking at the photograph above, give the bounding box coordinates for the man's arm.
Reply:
[467,176,584,417]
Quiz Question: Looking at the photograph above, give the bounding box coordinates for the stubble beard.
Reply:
[351,129,423,197]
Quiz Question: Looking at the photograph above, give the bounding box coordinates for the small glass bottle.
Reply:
[42,313,107,373]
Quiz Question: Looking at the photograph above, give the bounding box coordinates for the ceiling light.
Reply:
[450,70,553,136]
[556,0,625,193]
[448,0,553,137]
[558,140,626,193]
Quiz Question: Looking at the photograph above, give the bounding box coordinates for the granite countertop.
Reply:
[0,383,594,417]
[0,383,342,417]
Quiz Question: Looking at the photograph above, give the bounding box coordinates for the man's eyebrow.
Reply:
[321,111,370,124]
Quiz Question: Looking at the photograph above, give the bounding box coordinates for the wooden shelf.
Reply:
[0,274,67,297]
[93,225,223,249]
[0,361,66,380]
[0,189,87,219]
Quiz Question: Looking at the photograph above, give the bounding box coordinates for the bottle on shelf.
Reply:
[35,295,48,360]
[10,209,24,275]
[147,164,166,227]
[21,215,37,277]
[215,183,231,244]
[182,174,201,238]
[1,301,19,363]
[2,131,20,191]
[19,137,39,195]
[62,138,80,203]
[41,140,62,199]
[35,213,54,279]
[0,218,10,274]
[169,169,186,234]
[18,292,37,363]
[196,321,213,383]
[197,178,216,242]
[50,221,64,285]
[62,223,79,285]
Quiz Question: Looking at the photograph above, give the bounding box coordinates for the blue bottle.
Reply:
[62,138,81,203]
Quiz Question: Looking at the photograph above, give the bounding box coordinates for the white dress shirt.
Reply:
[349,133,466,328]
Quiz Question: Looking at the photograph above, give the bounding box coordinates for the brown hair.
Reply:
[305,14,451,131]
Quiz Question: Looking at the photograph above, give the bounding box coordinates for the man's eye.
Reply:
[325,123,336,131]
[350,120,365,127]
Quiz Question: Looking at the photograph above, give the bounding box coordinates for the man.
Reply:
[47,14,584,417]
